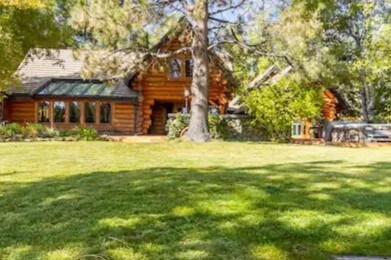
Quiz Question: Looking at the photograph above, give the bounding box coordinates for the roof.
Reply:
[7,17,235,99]
[7,49,140,101]
[33,79,138,101]
[17,49,85,80]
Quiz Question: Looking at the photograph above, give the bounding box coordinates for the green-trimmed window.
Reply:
[100,103,112,124]
[38,101,50,123]
[53,101,66,123]
[85,102,96,123]
[69,102,81,123]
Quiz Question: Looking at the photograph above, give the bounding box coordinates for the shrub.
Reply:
[208,114,230,140]
[167,114,190,139]
[4,123,22,135]
[167,114,253,141]
[75,127,99,141]
[21,124,59,139]
[59,129,78,137]
[243,80,324,142]
[0,123,100,142]
[0,123,22,140]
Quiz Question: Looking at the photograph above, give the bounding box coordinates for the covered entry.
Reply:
[149,101,183,135]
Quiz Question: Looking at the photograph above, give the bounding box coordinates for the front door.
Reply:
[150,102,174,135]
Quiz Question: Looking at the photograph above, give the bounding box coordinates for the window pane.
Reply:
[53,101,66,123]
[185,60,193,78]
[85,102,96,123]
[51,82,75,95]
[169,59,182,78]
[85,84,105,96]
[38,101,50,123]
[69,102,81,123]
[100,103,112,124]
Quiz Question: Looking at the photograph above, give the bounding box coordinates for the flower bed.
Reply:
[0,123,102,142]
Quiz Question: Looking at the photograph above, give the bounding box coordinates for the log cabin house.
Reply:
[0,22,233,135]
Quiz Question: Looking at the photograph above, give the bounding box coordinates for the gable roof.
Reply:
[7,17,235,98]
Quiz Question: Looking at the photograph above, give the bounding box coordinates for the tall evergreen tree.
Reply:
[70,0,256,142]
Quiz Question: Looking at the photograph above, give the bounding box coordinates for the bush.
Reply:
[243,81,324,142]
[59,129,78,137]
[75,127,99,141]
[4,123,22,135]
[208,114,230,140]
[0,123,22,141]
[167,114,264,141]
[167,114,190,139]
[0,123,100,142]
[21,123,57,139]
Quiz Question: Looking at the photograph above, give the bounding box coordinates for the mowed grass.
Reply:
[0,142,390,260]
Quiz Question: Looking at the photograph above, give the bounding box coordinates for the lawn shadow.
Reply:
[0,160,390,259]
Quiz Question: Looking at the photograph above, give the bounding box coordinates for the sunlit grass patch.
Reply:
[0,142,390,259]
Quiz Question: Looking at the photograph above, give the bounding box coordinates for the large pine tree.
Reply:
[70,0,255,142]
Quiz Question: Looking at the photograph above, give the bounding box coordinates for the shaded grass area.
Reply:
[0,142,390,259]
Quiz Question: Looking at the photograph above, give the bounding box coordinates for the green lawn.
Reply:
[0,142,390,260]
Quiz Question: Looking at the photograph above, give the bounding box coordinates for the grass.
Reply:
[0,141,390,260]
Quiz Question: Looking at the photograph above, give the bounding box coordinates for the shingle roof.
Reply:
[8,49,140,101]
[17,49,85,79]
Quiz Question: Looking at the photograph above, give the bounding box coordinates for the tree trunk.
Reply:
[360,71,375,122]
[186,0,211,142]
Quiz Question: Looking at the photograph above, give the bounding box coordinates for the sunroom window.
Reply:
[100,103,112,124]
[38,101,50,123]
[53,101,66,123]
[85,102,96,123]
[69,101,81,123]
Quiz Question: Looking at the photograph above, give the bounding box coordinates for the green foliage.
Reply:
[3,123,22,134]
[166,114,189,139]
[0,0,76,93]
[167,114,266,141]
[244,80,324,142]
[167,114,231,140]
[21,123,56,139]
[0,123,100,141]
[208,114,230,140]
[75,126,99,141]
[58,128,78,137]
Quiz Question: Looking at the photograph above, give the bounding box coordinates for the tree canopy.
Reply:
[0,0,75,93]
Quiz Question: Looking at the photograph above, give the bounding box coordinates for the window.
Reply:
[53,101,66,123]
[169,59,182,78]
[38,101,50,123]
[69,101,81,123]
[185,59,194,78]
[292,122,303,137]
[100,103,112,124]
[85,102,96,123]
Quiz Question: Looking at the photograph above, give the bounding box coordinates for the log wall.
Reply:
[3,98,136,134]
[132,38,230,134]
[5,99,35,124]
